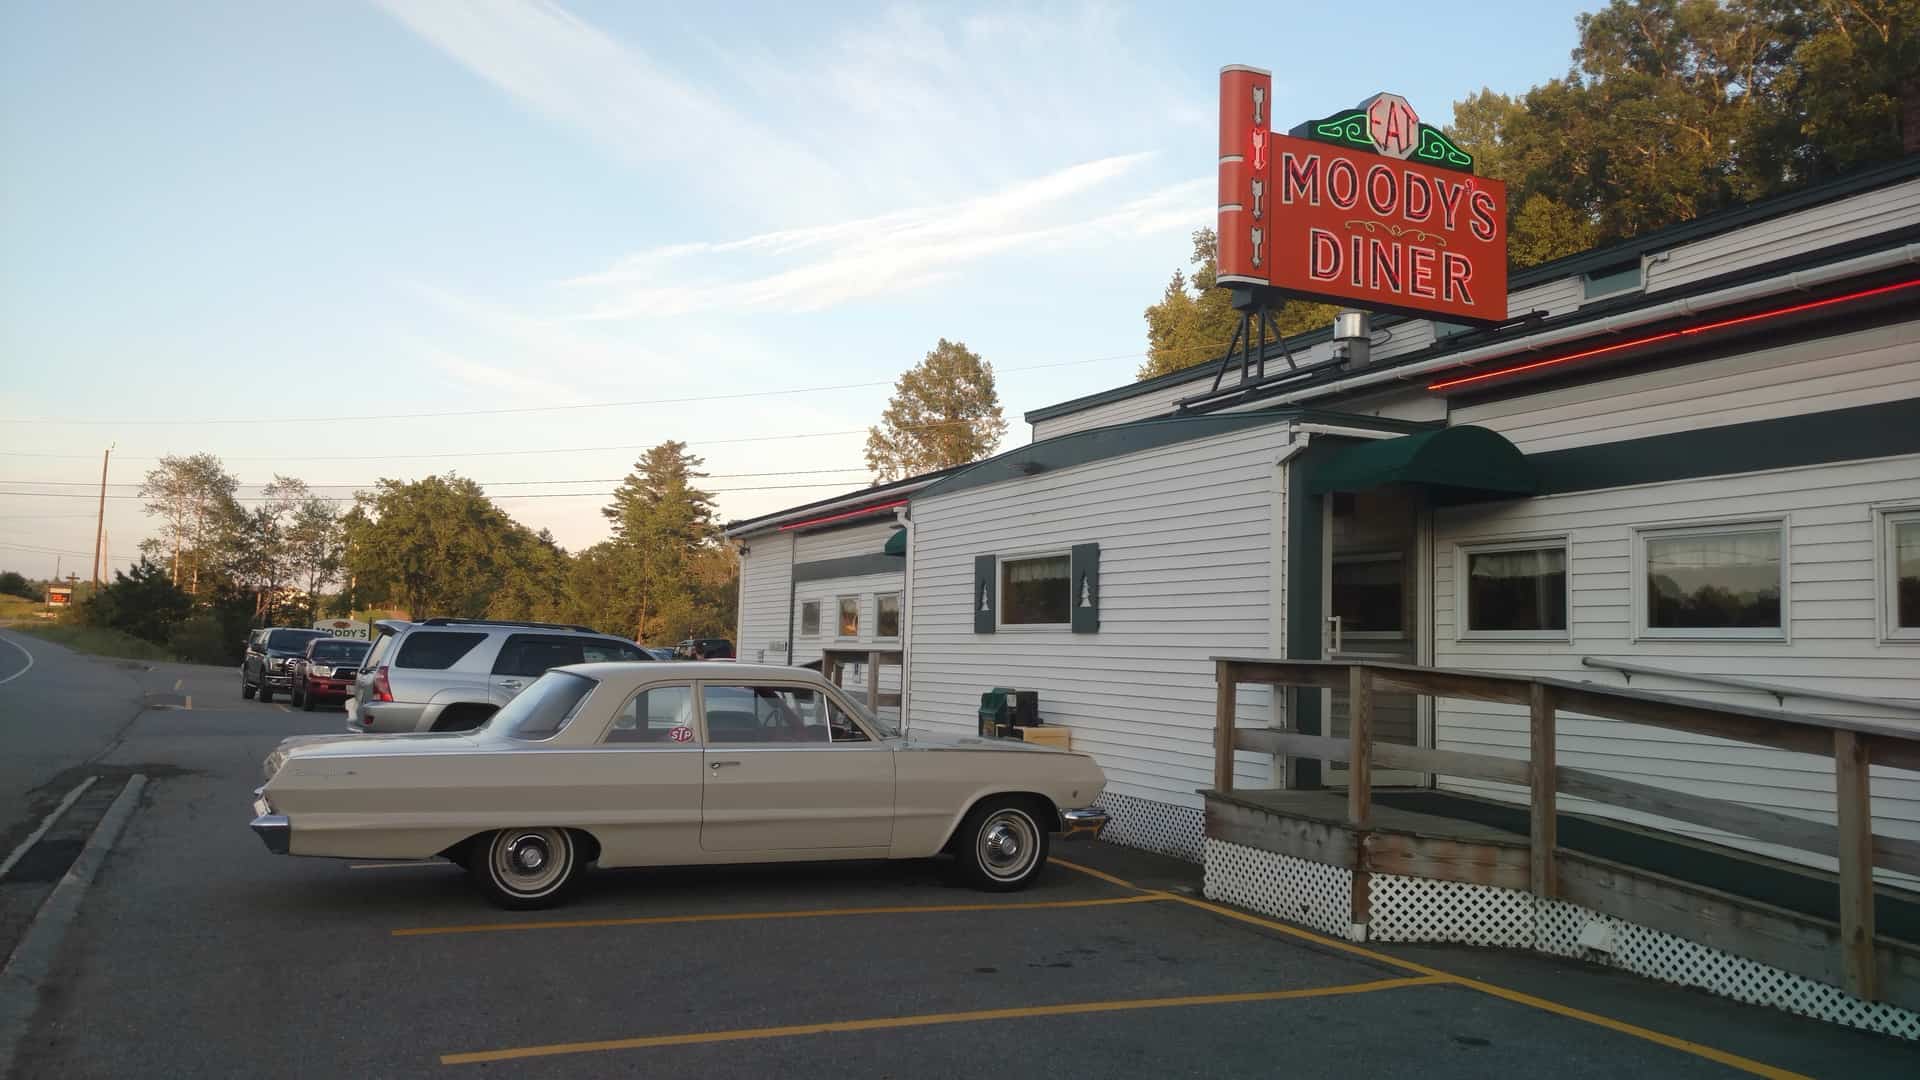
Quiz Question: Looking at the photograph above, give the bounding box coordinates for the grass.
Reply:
[0,594,49,621]
[12,622,178,663]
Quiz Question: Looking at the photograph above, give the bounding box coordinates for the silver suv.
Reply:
[346,618,649,734]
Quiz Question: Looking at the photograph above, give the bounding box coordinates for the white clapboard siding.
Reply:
[1454,320,1920,454]
[1648,179,1920,292]
[793,518,899,563]
[910,423,1290,807]
[735,530,793,665]
[1431,453,1920,884]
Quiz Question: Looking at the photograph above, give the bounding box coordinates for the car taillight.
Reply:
[373,665,393,703]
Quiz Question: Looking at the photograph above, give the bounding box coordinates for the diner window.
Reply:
[607,685,695,744]
[837,596,859,637]
[1331,553,1404,635]
[876,593,901,638]
[1883,509,1920,640]
[799,601,820,637]
[1639,522,1785,638]
[1460,541,1568,638]
[1001,554,1072,626]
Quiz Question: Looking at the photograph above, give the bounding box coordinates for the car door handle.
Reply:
[709,760,741,770]
[499,679,524,689]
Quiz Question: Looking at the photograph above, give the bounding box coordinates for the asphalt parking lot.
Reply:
[3,643,1917,1078]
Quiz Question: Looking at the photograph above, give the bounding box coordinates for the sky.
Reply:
[0,0,1596,581]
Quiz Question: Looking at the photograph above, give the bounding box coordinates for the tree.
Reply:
[342,474,533,620]
[600,442,729,642]
[137,454,240,592]
[1139,229,1336,380]
[0,571,34,600]
[282,488,345,620]
[864,340,1008,482]
[80,558,191,645]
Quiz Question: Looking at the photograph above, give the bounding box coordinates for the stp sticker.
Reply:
[669,726,694,743]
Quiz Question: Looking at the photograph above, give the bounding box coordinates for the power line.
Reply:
[0,467,874,489]
[0,350,1130,427]
[0,479,882,502]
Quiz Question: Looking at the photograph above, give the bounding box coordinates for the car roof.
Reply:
[557,661,822,694]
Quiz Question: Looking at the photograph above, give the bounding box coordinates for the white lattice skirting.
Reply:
[1093,791,1205,863]
[1203,838,1920,1041]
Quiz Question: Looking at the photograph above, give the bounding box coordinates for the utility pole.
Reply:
[91,444,113,587]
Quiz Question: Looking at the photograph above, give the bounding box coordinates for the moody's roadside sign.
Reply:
[313,618,370,639]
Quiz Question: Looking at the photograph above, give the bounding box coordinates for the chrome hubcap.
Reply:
[491,829,568,896]
[977,810,1038,880]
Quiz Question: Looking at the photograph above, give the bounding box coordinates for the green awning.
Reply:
[883,526,906,556]
[1307,426,1535,498]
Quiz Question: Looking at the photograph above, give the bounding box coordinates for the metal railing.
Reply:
[1210,656,1920,1002]
[1580,656,1920,720]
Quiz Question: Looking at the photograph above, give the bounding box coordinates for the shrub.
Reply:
[168,615,237,666]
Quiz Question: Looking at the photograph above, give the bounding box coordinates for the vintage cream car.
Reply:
[251,662,1109,908]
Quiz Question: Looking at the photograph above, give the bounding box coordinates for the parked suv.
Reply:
[671,637,735,660]
[242,627,331,703]
[347,618,650,734]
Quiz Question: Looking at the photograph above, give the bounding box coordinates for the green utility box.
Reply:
[978,687,1017,738]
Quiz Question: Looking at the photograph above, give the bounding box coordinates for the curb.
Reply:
[0,774,147,1078]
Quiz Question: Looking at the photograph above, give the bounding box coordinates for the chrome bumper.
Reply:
[1059,807,1109,839]
[250,791,289,854]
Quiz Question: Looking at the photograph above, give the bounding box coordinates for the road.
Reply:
[0,632,1915,1078]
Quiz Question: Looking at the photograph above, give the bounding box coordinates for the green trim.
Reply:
[918,409,1434,502]
[1306,426,1535,497]
[1412,125,1472,170]
[792,553,902,583]
[1530,398,1920,496]
[1306,110,1371,150]
[883,527,906,556]
[1284,446,1330,786]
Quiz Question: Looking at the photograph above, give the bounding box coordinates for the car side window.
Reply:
[702,685,864,744]
[582,639,646,663]
[394,631,488,670]
[364,633,395,668]
[493,634,585,677]
[607,685,696,744]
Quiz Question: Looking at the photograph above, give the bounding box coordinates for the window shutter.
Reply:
[1070,543,1100,633]
[973,555,996,633]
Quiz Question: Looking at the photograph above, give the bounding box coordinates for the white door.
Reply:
[1325,490,1427,787]
[698,682,895,852]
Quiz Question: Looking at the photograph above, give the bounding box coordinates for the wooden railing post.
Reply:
[1214,660,1236,794]
[865,650,881,711]
[1834,729,1877,1000]
[1348,665,1372,828]
[1529,683,1558,899]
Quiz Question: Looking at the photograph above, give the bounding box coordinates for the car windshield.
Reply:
[310,641,368,663]
[267,629,327,652]
[494,671,599,741]
[837,691,898,739]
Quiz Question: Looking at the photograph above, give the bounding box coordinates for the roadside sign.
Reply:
[47,586,72,608]
[313,618,370,639]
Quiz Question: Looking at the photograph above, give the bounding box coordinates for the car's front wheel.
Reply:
[300,685,316,711]
[955,798,1050,891]
[241,677,255,700]
[470,828,580,910]
[258,685,273,704]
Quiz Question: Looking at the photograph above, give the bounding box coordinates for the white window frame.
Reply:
[798,600,820,638]
[1633,519,1789,642]
[836,595,860,639]
[1453,536,1572,642]
[875,592,901,640]
[998,550,1073,631]
[1876,506,1920,643]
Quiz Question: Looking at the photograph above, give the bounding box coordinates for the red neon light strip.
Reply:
[777,498,908,531]
[1427,278,1920,392]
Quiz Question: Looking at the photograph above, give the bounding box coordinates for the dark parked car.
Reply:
[242,627,330,703]
[290,637,372,712]
[672,637,735,660]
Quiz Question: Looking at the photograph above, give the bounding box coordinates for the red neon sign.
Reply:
[776,498,909,532]
[1426,278,1920,392]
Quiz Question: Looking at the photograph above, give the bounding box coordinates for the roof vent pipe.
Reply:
[1333,309,1371,370]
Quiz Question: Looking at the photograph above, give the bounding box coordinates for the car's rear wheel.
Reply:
[955,797,1049,891]
[470,828,580,910]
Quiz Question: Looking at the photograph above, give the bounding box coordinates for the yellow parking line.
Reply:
[183,695,192,710]
[441,974,1446,1065]
[278,704,290,713]
[396,892,1171,938]
[1045,856,1141,891]
[173,678,183,691]
[1048,858,1809,1080]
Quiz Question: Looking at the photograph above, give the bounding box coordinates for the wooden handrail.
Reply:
[1209,655,1920,1001]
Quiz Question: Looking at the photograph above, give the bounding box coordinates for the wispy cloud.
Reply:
[560,160,1210,319]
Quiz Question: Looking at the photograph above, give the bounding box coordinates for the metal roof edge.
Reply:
[1022,155,1920,426]
[721,465,964,537]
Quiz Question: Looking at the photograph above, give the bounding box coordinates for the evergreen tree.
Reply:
[863,339,1008,481]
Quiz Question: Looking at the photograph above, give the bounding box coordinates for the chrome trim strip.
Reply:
[1059,807,1109,840]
